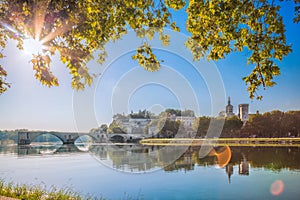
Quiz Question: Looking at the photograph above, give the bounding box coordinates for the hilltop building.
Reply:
[166,110,196,128]
[238,104,249,122]
[111,109,196,137]
[127,118,151,134]
[218,110,226,117]
[219,97,250,123]
[175,116,195,127]
[175,116,196,137]
[219,96,235,117]
[112,112,150,134]
[225,97,234,117]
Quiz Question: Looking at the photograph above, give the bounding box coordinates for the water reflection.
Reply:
[1,144,300,175]
[226,164,233,183]
[17,143,85,155]
[0,143,87,156]
[239,153,249,175]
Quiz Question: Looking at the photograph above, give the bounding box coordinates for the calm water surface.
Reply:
[0,143,300,199]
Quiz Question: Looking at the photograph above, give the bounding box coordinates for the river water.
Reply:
[0,143,300,199]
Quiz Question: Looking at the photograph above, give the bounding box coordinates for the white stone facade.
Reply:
[175,116,195,128]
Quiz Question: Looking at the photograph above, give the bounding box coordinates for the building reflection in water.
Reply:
[226,164,234,184]
[239,153,249,175]
[225,152,249,184]
[11,143,300,183]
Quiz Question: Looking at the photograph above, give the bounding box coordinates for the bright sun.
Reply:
[23,38,45,55]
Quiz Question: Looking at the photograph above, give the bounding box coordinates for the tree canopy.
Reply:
[0,0,299,98]
[241,110,300,137]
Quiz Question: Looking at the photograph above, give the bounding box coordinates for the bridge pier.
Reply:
[62,134,76,144]
[63,139,76,144]
[18,132,31,145]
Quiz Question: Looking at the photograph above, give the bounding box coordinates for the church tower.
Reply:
[225,97,234,117]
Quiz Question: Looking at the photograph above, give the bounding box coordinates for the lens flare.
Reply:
[209,146,232,168]
[270,180,285,196]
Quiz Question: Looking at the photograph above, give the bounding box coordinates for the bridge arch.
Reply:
[110,135,126,143]
[22,132,66,144]
[44,132,67,143]
[74,134,98,143]
[30,133,64,144]
[18,131,77,145]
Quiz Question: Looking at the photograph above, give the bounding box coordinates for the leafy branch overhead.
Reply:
[0,0,298,99]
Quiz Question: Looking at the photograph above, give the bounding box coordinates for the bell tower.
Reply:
[225,96,234,117]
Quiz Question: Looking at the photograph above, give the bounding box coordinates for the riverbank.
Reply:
[140,137,300,147]
[0,180,84,200]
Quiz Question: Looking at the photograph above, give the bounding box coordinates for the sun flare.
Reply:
[23,38,45,55]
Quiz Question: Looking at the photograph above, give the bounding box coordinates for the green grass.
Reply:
[0,179,98,200]
[0,179,143,200]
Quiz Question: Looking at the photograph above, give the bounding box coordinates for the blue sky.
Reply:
[0,1,299,132]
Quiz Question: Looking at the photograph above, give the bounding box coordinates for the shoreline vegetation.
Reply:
[0,180,89,200]
[0,180,143,200]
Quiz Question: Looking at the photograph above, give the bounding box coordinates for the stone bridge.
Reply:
[18,131,146,145]
[18,131,108,145]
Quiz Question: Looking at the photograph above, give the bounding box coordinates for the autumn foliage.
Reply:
[0,0,299,98]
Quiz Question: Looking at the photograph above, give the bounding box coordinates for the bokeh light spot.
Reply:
[270,180,285,196]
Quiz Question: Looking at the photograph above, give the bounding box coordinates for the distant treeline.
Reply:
[193,115,243,138]
[193,110,300,138]
[0,129,20,142]
[0,130,60,143]
[241,110,300,137]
